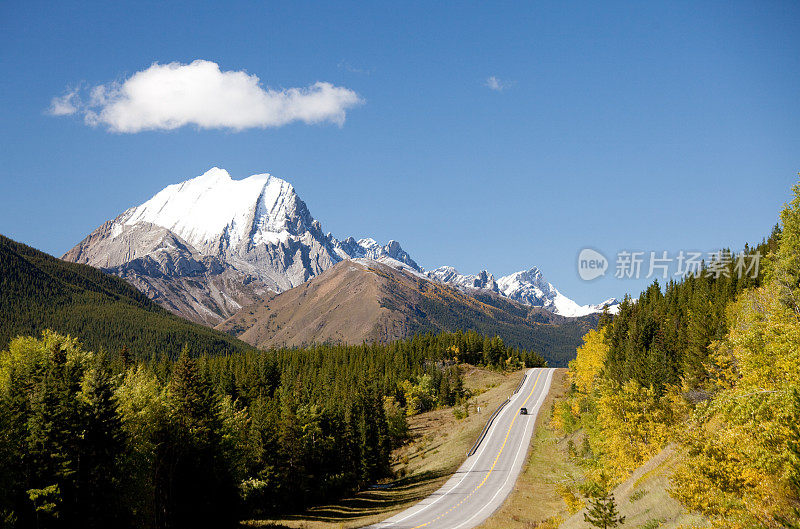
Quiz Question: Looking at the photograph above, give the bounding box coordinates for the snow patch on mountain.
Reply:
[333,237,421,271]
[427,265,620,317]
[66,166,619,323]
[426,267,499,292]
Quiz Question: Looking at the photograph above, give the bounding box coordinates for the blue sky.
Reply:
[1,1,798,304]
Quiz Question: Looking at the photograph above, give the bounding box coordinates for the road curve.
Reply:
[367,367,555,529]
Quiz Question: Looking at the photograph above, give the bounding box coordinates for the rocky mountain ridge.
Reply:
[64,167,617,325]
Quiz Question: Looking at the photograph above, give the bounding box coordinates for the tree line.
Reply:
[553,179,800,527]
[0,329,545,528]
[0,234,256,360]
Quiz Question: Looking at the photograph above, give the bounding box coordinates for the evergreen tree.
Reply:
[583,476,625,529]
[159,351,239,528]
[75,353,126,527]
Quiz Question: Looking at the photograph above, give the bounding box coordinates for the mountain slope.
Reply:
[218,259,596,366]
[0,234,255,358]
[63,167,615,325]
[63,167,420,325]
[428,266,620,317]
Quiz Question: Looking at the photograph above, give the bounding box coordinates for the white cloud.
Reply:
[485,76,509,92]
[49,88,80,115]
[49,60,364,133]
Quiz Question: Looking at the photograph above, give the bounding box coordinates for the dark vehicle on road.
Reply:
[519,407,528,415]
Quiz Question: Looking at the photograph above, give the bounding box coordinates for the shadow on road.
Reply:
[275,469,452,523]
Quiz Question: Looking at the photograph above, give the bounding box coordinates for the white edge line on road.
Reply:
[449,368,553,529]
[372,368,540,529]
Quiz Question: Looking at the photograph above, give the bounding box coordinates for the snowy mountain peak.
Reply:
[115,166,425,273]
[497,268,556,300]
[427,265,619,317]
[65,165,618,324]
[118,167,311,254]
[333,236,421,271]
[474,270,499,292]
[193,166,235,184]
[589,298,621,313]
[69,167,424,300]
[496,268,619,316]
[518,267,544,281]
[426,266,499,293]
[497,267,547,289]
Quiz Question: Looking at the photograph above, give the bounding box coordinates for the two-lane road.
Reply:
[368,367,555,529]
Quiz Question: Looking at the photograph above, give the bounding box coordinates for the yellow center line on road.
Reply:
[409,369,544,529]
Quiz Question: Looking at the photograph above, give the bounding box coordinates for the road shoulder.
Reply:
[245,366,526,529]
[477,368,577,529]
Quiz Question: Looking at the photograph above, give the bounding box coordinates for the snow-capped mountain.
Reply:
[427,267,500,293]
[63,167,419,324]
[428,266,620,317]
[497,268,619,317]
[588,298,622,314]
[333,237,420,271]
[64,166,618,324]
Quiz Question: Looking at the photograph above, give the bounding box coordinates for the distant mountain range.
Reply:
[425,266,619,317]
[63,167,619,327]
[217,258,597,367]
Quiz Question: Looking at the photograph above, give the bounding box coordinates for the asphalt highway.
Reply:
[367,367,555,529]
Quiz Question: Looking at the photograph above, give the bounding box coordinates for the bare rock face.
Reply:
[63,166,616,327]
[215,258,597,367]
[63,167,418,325]
[425,266,499,293]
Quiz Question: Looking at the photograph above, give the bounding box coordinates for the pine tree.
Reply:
[119,345,132,371]
[76,353,126,527]
[159,351,238,528]
[584,475,625,529]
[683,280,714,388]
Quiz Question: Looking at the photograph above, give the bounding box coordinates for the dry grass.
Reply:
[558,444,707,529]
[473,367,706,529]
[476,368,579,529]
[244,365,525,529]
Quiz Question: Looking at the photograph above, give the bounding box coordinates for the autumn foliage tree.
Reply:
[671,181,800,527]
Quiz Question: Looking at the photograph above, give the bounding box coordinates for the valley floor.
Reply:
[245,366,704,529]
[243,366,525,529]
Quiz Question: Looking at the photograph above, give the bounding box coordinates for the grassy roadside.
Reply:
[558,444,707,529]
[477,368,706,529]
[245,365,526,529]
[477,368,579,529]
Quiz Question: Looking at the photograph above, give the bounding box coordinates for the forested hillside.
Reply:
[219,259,592,367]
[0,328,543,528]
[0,234,255,359]
[552,181,800,527]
